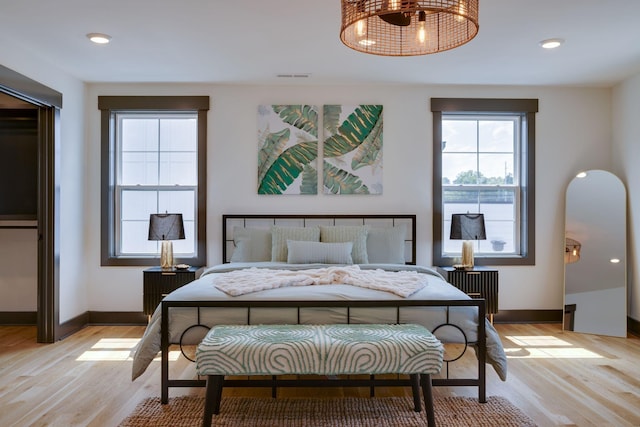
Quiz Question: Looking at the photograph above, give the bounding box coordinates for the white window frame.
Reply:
[442,114,521,257]
[114,112,198,258]
[431,98,538,266]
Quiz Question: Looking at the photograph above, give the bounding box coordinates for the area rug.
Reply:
[119,395,537,426]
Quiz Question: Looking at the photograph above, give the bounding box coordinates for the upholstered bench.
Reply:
[196,323,444,427]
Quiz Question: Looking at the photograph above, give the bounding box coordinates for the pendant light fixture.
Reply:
[340,0,479,56]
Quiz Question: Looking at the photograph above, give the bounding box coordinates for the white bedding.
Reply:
[212,264,428,297]
[131,263,507,381]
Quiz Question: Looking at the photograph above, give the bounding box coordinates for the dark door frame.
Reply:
[0,64,62,343]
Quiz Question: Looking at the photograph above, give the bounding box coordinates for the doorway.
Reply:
[0,64,61,343]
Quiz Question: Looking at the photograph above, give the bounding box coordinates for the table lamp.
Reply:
[450,213,486,268]
[148,213,185,269]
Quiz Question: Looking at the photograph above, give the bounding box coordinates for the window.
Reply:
[431,98,538,266]
[99,96,209,266]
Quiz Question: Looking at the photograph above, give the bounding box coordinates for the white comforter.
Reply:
[131,263,507,381]
[213,265,428,297]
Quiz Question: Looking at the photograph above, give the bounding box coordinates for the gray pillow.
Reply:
[271,226,320,262]
[229,227,272,262]
[286,240,353,264]
[366,225,407,264]
[320,225,369,264]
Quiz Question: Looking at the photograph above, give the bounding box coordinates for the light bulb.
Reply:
[456,1,467,22]
[355,19,366,37]
[417,11,427,44]
[418,22,426,43]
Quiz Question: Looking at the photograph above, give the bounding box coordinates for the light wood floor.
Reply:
[1,323,639,426]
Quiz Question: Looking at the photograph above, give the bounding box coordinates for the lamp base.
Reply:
[461,240,475,268]
[160,241,174,270]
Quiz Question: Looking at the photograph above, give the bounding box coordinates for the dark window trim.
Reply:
[99,96,209,267]
[431,98,538,266]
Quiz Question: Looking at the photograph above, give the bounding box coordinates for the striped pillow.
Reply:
[286,240,353,264]
[320,225,369,264]
[271,226,320,262]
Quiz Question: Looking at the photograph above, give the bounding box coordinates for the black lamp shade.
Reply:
[148,213,185,241]
[450,213,486,240]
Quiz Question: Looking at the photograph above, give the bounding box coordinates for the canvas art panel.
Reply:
[257,105,319,195]
[323,105,383,194]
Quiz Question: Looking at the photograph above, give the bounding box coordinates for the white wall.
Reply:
[85,83,611,314]
[0,229,37,310]
[0,39,88,323]
[612,72,640,322]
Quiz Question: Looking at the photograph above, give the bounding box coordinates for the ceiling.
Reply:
[1,0,640,87]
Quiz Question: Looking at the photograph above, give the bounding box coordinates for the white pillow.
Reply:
[319,225,369,264]
[366,225,407,264]
[286,240,353,264]
[271,226,320,262]
[229,227,272,262]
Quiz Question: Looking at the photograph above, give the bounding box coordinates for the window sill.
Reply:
[101,256,204,267]
[435,255,534,266]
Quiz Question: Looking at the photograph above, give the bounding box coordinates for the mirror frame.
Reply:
[563,169,627,337]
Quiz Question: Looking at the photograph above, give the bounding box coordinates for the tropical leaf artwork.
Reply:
[257,105,319,194]
[323,105,383,194]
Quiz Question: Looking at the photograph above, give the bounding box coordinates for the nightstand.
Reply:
[143,266,201,317]
[437,266,499,323]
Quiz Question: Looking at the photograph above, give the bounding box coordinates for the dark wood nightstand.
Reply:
[143,266,202,317]
[437,266,499,323]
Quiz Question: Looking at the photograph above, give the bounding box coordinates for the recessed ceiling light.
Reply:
[539,38,564,49]
[87,33,112,44]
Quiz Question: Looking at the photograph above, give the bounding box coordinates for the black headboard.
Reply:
[222,214,416,264]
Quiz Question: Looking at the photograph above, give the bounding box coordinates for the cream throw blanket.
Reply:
[213,265,428,297]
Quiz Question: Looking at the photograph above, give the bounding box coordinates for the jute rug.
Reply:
[119,395,537,426]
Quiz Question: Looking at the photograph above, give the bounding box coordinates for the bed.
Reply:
[131,214,507,404]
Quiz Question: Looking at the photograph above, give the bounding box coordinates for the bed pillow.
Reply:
[229,227,272,262]
[366,225,407,264]
[286,240,354,264]
[319,225,369,264]
[271,226,320,262]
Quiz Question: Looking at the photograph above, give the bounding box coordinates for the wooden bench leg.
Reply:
[202,375,224,427]
[420,374,436,427]
[272,375,277,398]
[410,374,421,412]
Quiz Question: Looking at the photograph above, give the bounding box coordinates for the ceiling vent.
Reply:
[276,73,312,78]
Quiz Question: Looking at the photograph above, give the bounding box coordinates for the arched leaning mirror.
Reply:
[564,170,626,337]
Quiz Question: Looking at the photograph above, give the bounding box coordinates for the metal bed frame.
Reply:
[160,298,487,404]
[222,214,417,265]
[158,214,487,404]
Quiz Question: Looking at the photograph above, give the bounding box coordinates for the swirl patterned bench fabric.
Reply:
[196,323,444,427]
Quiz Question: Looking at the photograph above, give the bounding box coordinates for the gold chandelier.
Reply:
[340,0,479,56]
